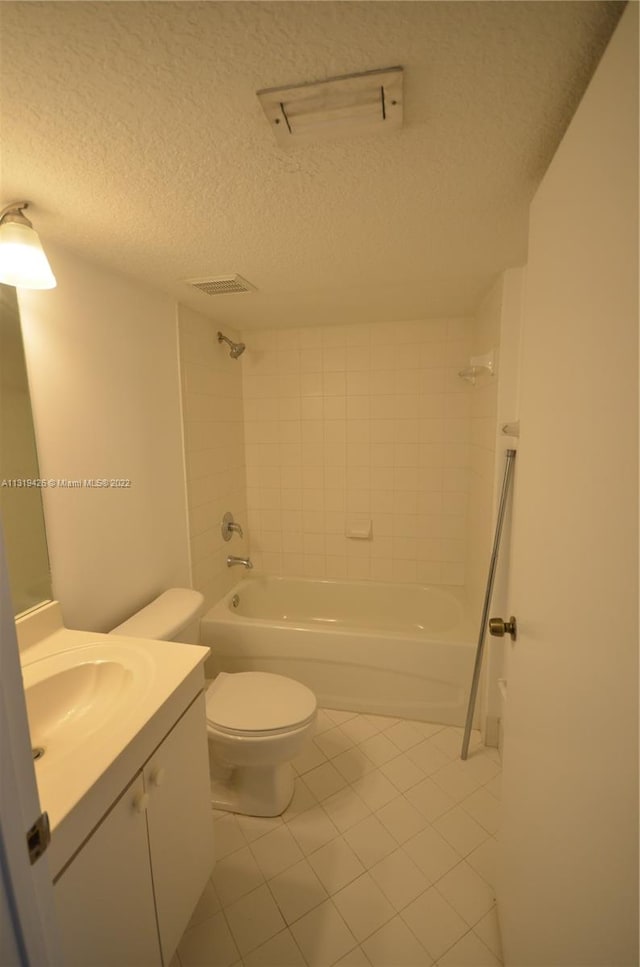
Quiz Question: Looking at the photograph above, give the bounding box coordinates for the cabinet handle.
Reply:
[150,767,166,787]
[133,791,150,814]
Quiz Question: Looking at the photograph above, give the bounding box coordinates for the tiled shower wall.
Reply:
[241,319,473,585]
[178,305,249,610]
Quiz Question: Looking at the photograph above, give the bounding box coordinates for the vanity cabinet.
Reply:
[54,773,161,966]
[54,693,213,967]
[144,693,213,961]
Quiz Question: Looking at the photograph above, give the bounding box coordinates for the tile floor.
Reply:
[174,709,503,967]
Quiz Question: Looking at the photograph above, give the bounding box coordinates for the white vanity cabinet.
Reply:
[144,693,213,962]
[53,772,162,966]
[54,692,213,967]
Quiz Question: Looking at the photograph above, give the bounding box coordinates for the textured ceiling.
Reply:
[0,1,624,330]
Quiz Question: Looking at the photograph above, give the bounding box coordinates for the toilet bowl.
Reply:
[110,588,317,817]
[205,671,317,816]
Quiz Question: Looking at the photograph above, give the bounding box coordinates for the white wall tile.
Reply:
[243,319,474,586]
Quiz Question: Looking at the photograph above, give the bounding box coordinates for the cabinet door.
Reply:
[144,693,213,964]
[54,775,162,967]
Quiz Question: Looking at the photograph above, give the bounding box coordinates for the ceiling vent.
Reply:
[186,275,256,296]
[257,66,403,147]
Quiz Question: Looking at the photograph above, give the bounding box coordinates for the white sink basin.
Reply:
[16,607,210,877]
[22,643,155,767]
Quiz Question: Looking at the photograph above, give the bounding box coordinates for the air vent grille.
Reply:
[186,275,256,296]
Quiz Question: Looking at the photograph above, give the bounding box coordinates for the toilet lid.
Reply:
[206,671,317,735]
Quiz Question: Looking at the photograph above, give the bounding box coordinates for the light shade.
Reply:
[0,205,56,289]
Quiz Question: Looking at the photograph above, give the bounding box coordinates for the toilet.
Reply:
[111,588,317,817]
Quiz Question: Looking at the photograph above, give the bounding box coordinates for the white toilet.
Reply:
[111,588,317,817]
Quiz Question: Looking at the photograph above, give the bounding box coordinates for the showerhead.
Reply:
[217,331,246,358]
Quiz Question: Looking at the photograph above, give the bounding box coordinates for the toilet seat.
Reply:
[206,671,317,737]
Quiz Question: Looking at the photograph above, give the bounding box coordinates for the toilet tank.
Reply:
[110,588,205,643]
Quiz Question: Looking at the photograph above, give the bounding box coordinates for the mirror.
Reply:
[0,283,52,614]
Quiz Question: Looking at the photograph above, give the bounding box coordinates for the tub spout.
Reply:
[227,555,253,569]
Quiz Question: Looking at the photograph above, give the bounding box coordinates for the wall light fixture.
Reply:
[0,201,56,289]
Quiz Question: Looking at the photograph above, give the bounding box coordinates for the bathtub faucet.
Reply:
[227,555,253,569]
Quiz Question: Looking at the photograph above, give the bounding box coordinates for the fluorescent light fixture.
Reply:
[0,202,56,289]
[257,66,403,146]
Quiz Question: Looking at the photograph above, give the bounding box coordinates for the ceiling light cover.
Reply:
[0,204,56,289]
[257,66,403,146]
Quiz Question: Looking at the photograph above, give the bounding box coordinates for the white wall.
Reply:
[17,243,191,632]
[178,307,248,611]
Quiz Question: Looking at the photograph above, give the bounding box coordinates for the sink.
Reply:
[16,618,211,871]
[22,643,155,767]
[15,609,210,875]
[27,660,133,758]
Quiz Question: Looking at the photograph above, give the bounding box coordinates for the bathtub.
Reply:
[200,576,477,725]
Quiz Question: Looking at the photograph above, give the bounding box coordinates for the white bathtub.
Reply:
[200,575,477,725]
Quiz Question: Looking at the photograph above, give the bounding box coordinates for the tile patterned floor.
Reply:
[174,709,503,967]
